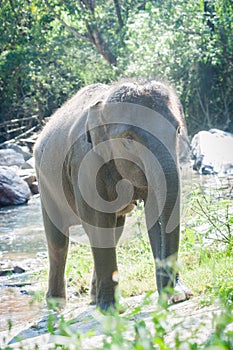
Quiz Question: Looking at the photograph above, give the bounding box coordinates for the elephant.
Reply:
[34,79,193,311]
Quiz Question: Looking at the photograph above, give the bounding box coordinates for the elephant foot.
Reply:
[46,295,66,310]
[90,298,96,305]
[46,289,66,310]
[169,275,193,304]
[90,270,119,310]
[96,287,116,312]
[97,300,116,312]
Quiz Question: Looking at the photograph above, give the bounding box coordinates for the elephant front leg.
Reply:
[91,247,118,310]
[145,191,192,303]
[158,183,193,302]
[81,211,120,310]
[90,269,97,305]
[147,219,178,293]
[148,220,192,302]
[90,216,125,306]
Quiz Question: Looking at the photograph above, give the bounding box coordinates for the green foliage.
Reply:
[123,0,233,134]
[205,305,233,349]
[183,179,233,254]
[0,0,232,135]
[180,178,233,306]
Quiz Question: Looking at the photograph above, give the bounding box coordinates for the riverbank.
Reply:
[1,293,228,350]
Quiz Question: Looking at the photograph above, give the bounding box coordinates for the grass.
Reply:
[180,178,233,305]
[2,176,233,349]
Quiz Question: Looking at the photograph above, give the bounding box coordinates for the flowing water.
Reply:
[0,196,45,257]
[0,173,232,335]
[0,196,46,333]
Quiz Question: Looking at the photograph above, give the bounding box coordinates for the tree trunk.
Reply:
[113,0,124,29]
[45,0,117,66]
[92,28,117,65]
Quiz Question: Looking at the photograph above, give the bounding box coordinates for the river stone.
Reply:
[191,129,233,175]
[29,181,39,195]
[0,149,25,167]
[21,156,35,169]
[6,144,32,161]
[0,266,26,277]
[0,166,31,206]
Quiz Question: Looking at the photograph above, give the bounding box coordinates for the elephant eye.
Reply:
[126,135,134,143]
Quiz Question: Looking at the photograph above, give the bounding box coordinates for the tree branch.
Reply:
[44,0,90,42]
[113,0,124,29]
[78,0,117,65]
[44,0,117,66]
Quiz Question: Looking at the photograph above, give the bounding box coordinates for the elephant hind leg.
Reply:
[42,205,69,303]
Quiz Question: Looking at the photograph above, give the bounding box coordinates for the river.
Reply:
[0,196,46,333]
[0,195,45,258]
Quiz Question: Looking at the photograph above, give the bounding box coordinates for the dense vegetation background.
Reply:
[0,0,232,135]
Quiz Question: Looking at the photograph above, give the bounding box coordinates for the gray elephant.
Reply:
[34,79,192,310]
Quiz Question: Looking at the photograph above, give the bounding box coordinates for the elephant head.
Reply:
[85,82,182,225]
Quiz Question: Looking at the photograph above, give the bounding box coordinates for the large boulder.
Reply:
[191,129,233,175]
[0,149,25,167]
[0,166,31,206]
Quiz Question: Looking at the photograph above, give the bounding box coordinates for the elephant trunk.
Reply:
[143,140,180,292]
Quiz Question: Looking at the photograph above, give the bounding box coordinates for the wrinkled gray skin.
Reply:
[34,80,193,311]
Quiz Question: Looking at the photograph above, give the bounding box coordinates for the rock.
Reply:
[0,266,26,277]
[22,174,37,187]
[16,165,38,195]
[17,167,35,177]
[191,129,233,175]
[0,269,13,277]
[0,149,25,167]
[18,169,36,185]
[0,166,31,206]
[21,156,35,169]
[13,266,26,274]
[6,144,32,161]
[29,181,39,195]
[17,168,38,195]
[19,136,38,153]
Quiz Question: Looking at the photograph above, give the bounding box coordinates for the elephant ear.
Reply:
[86,100,112,161]
[86,100,105,145]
